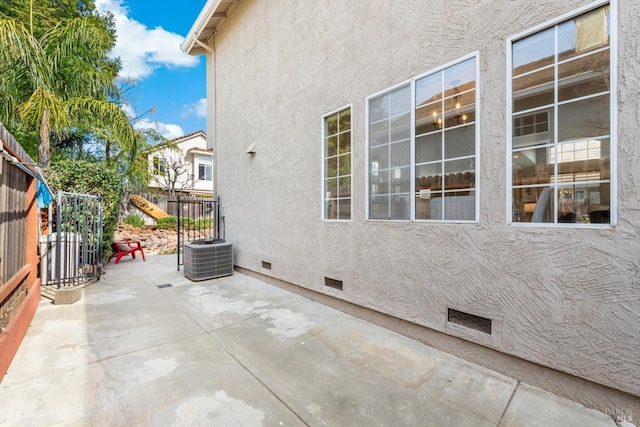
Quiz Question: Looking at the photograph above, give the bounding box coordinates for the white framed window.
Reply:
[367,54,478,222]
[322,106,352,220]
[368,85,412,220]
[198,162,212,181]
[153,156,166,176]
[508,2,615,226]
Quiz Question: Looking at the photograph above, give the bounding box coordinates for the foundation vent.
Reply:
[324,277,343,291]
[447,309,492,335]
[261,261,272,270]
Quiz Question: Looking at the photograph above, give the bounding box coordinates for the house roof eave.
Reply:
[188,147,214,155]
[182,0,236,56]
[144,130,208,155]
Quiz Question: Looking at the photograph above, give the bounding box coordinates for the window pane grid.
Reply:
[368,56,477,222]
[324,107,352,220]
[511,4,611,225]
[514,104,556,118]
[513,142,555,152]
[556,91,609,107]
[413,57,476,221]
[415,125,441,139]
[368,85,411,220]
[513,62,554,81]
[557,46,609,67]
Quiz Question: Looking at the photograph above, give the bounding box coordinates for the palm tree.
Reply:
[0,16,137,167]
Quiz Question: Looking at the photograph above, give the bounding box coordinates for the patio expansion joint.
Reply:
[91,331,209,365]
[495,380,520,427]
[207,331,311,427]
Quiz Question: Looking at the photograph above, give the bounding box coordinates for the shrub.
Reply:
[156,216,194,231]
[155,216,213,231]
[45,159,122,258]
[156,216,177,230]
[194,218,213,229]
[124,214,145,228]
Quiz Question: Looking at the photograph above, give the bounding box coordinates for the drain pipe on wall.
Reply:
[201,36,219,226]
[207,36,223,241]
[188,31,223,242]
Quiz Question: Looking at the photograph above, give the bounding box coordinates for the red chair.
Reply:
[108,239,146,264]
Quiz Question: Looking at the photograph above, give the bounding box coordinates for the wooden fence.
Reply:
[0,149,28,287]
[0,125,40,382]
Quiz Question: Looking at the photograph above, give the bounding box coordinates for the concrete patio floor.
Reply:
[0,255,621,426]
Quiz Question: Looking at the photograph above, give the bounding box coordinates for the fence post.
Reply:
[55,191,62,289]
[216,196,221,240]
[177,195,181,271]
[97,195,103,279]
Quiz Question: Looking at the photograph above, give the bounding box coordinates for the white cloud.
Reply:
[134,119,184,140]
[181,98,207,118]
[121,102,136,119]
[96,0,199,80]
[124,103,184,140]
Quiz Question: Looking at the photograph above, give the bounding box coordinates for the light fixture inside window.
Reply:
[431,80,469,129]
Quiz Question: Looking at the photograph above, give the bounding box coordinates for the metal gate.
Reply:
[41,191,103,288]
[169,196,222,271]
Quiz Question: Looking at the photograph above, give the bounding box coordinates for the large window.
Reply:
[369,86,412,220]
[367,55,478,221]
[509,3,613,225]
[323,106,351,220]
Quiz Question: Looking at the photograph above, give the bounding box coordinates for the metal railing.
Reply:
[41,192,103,288]
[169,196,221,271]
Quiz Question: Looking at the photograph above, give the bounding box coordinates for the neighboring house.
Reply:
[183,0,639,413]
[147,130,213,197]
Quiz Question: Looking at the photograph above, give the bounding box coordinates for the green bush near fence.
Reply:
[123,214,145,228]
[156,216,182,231]
[156,216,213,231]
[45,159,122,258]
[195,218,213,229]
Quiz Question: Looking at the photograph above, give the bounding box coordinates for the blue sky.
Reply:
[95,0,208,140]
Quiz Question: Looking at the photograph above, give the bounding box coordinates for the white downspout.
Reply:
[206,36,217,199]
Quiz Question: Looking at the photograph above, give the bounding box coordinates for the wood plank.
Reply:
[0,265,30,303]
[0,278,40,382]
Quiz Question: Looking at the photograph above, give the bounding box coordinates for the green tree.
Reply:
[0,10,137,167]
[45,158,123,256]
[0,1,96,35]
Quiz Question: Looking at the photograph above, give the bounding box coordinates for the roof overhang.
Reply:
[188,148,214,155]
[181,0,237,56]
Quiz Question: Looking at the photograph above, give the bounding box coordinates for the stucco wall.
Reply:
[207,0,639,397]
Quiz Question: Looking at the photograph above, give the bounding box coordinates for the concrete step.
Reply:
[40,285,82,304]
[40,285,56,302]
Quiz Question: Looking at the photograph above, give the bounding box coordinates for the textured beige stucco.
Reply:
[203,0,639,398]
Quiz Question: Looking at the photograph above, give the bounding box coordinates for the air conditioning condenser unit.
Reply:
[184,239,233,281]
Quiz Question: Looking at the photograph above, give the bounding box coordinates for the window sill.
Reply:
[508,222,613,229]
[365,219,479,224]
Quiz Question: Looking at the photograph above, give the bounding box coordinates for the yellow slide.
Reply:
[130,194,170,220]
